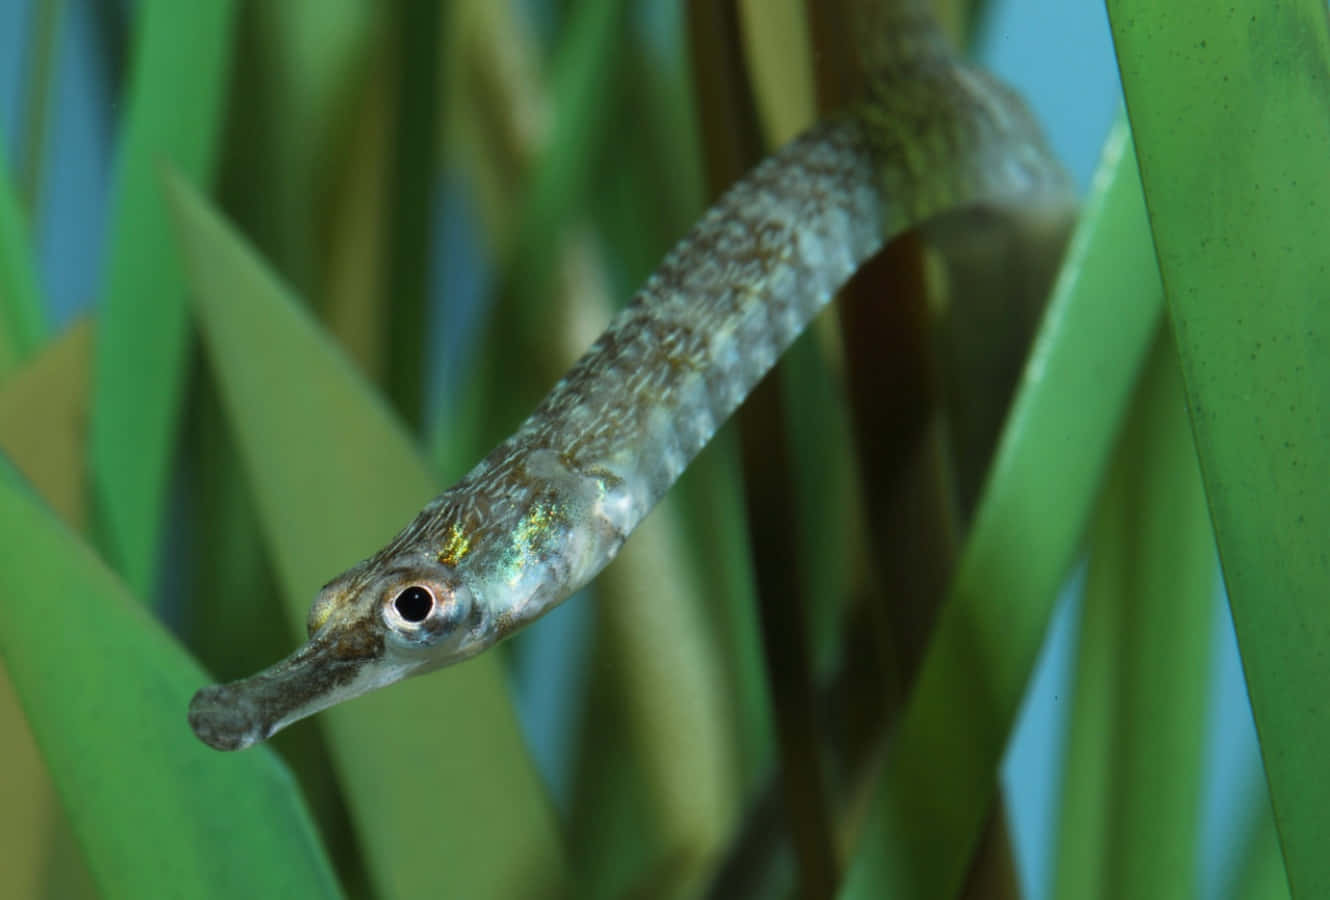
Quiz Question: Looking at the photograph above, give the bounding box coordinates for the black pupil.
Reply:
[394,586,433,623]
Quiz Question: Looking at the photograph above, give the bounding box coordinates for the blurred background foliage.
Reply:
[1,0,1326,898]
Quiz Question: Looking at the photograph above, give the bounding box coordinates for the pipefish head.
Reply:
[188,545,481,751]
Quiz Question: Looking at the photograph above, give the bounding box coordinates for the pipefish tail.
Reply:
[188,9,1072,751]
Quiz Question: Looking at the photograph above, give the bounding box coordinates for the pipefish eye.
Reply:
[389,585,436,625]
[382,582,473,641]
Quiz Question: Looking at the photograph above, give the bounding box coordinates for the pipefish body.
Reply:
[188,11,1071,751]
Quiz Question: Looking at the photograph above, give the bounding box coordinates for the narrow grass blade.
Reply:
[590,500,744,896]
[1108,4,1330,894]
[504,0,626,299]
[0,318,93,529]
[89,0,236,597]
[0,667,66,900]
[1099,335,1213,897]
[735,0,815,142]
[1054,329,1215,898]
[166,173,567,900]
[16,0,65,216]
[1051,574,1116,898]
[319,46,394,377]
[0,460,341,899]
[0,146,46,376]
[383,0,442,426]
[840,116,1163,899]
[225,0,375,296]
[453,0,630,467]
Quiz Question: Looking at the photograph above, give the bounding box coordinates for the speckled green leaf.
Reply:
[166,172,566,900]
[1109,3,1330,895]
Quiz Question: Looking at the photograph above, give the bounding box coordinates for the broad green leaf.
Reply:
[0,459,340,899]
[840,116,1163,898]
[89,0,236,598]
[0,146,45,376]
[1108,3,1330,894]
[166,173,567,900]
[1053,329,1215,898]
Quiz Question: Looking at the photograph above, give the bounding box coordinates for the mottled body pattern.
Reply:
[189,25,1071,750]
[392,117,885,628]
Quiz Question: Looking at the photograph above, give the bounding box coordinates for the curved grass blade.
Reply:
[1094,337,1213,897]
[1107,4,1330,894]
[0,146,46,376]
[840,116,1163,899]
[166,172,567,900]
[1053,329,1215,898]
[89,0,236,598]
[0,459,341,899]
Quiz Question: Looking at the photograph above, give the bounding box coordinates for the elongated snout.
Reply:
[189,628,387,751]
[189,681,273,750]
